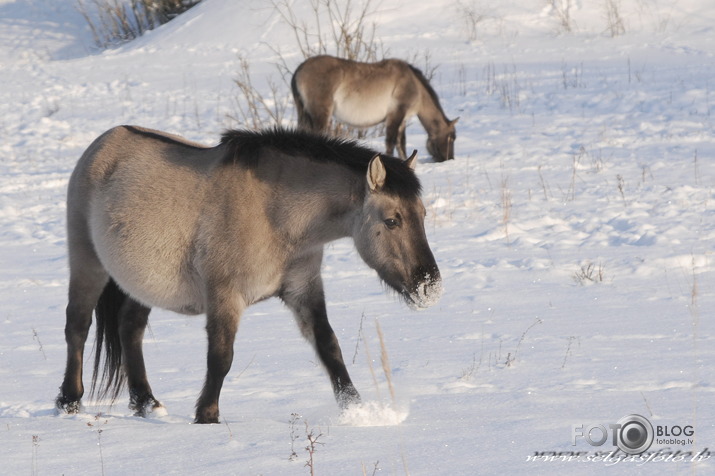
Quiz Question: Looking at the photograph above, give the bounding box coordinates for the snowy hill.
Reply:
[1,0,713,474]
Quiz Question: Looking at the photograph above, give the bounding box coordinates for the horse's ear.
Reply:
[450,117,460,126]
[367,155,386,192]
[405,150,418,170]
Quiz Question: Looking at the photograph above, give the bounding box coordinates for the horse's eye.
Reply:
[384,218,399,229]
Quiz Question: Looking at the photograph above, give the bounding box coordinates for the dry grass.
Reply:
[604,0,626,37]
[231,0,384,131]
[375,320,396,404]
[573,261,606,285]
[500,173,512,244]
[230,55,289,129]
[76,0,201,48]
[547,0,575,33]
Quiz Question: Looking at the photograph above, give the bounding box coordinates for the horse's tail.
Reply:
[90,278,126,403]
[291,69,311,131]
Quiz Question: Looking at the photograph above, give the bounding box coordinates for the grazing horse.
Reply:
[55,125,442,423]
[291,55,458,162]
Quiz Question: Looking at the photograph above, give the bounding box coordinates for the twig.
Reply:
[234,354,256,379]
[561,336,579,369]
[31,435,39,476]
[362,460,380,476]
[506,318,543,366]
[97,428,105,476]
[304,420,324,476]
[32,327,46,360]
[616,174,627,205]
[352,311,366,364]
[640,392,654,417]
[288,413,301,461]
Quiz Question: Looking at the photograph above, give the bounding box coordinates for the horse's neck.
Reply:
[416,90,448,133]
[263,158,363,244]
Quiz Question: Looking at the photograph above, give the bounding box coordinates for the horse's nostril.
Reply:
[419,282,428,298]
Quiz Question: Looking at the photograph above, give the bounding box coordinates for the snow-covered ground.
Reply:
[1,0,713,474]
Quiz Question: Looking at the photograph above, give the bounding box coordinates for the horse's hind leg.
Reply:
[302,99,334,133]
[119,299,164,417]
[57,242,108,413]
[281,253,360,409]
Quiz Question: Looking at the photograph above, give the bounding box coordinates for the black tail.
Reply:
[90,278,127,403]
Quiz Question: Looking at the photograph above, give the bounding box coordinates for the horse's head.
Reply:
[353,153,442,309]
[426,117,458,162]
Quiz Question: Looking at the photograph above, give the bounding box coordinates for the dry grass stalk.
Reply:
[375,320,395,404]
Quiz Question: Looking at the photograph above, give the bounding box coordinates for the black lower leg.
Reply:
[56,302,93,413]
[195,355,230,423]
[195,314,238,424]
[119,299,162,417]
[313,320,361,408]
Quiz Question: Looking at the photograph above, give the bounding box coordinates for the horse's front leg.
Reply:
[385,111,408,160]
[281,255,360,409]
[195,289,243,424]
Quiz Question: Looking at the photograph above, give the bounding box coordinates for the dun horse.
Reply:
[56,125,442,423]
[292,55,458,162]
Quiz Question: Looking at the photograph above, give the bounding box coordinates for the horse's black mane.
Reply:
[220,127,422,198]
[407,64,448,120]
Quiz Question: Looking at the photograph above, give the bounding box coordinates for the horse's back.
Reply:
[293,56,415,92]
[293,56,420,128]
[69,125,212,192]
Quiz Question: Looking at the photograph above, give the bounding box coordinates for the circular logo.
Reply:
[616,414,654,454]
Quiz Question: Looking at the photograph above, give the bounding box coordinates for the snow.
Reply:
[1,0,714,474]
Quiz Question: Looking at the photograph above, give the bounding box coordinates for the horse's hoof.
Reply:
[194,412,220,424]
[55,394,82,414]
[337,385,361,410]
[194,417,220,424]
[194,406,220,424]
[129,394,166,418]
[194,416,220,424]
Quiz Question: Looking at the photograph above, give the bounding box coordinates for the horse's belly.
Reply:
[102,246,205,315]
[90,206,206,315]
[333,89,392,128]
[124,271,204,315]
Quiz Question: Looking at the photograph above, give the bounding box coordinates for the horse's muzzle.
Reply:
[405,267,442,310]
